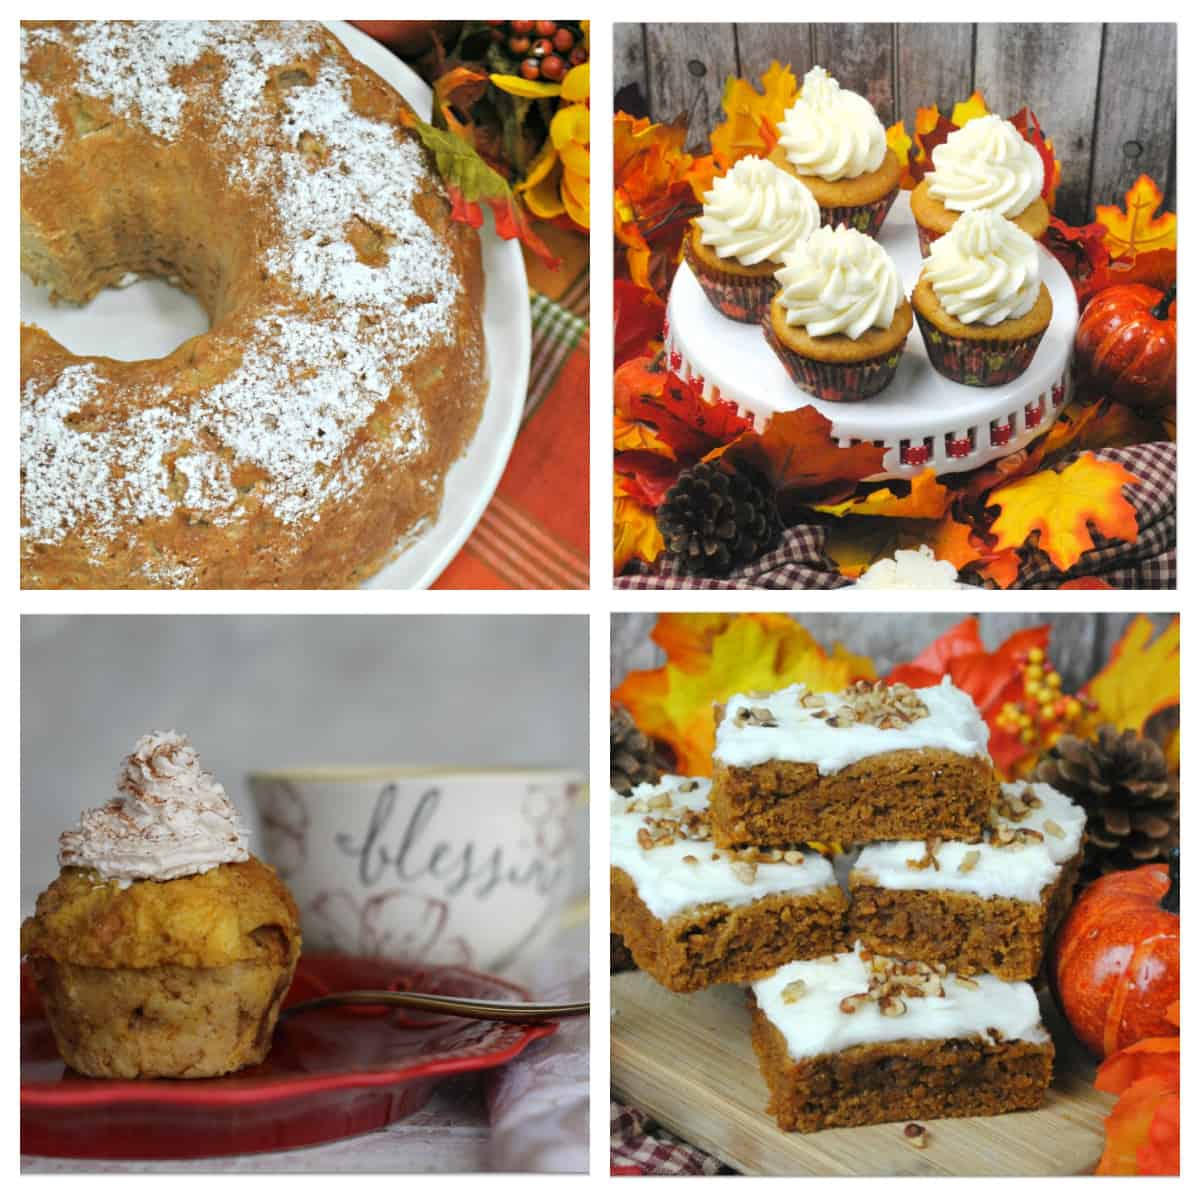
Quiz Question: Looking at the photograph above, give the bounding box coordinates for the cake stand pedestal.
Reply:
[664,190,1078,482]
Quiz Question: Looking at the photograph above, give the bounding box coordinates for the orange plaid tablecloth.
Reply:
[434,227,590,589]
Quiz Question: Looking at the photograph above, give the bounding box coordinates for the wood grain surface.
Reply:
[611,970,1110,1176]
[613,22,1177,222]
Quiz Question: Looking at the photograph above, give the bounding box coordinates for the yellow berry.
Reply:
[1024,681,1041,699]
[1020,728,1037,744]
[1065,698,1082,719]
[1046,672,1062,689]
[1037,687,1054,705]
[1040,704,1057,722]
[1017,713,1033,730]
[1028,648,1045,665]
[1046,730,1063,747]
[1025,665,1043,682]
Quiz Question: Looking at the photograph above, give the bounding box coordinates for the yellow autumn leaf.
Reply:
[613,495,664,574]
[1095,174,1177,258]
[1083,615,1180,738]
[561,62,589,103]
[951,91,990,126]
[710,60,798,168]
[613,614,875,775]
[811,469,950,521]
[988,453,1140,572]
[490,73,562,99]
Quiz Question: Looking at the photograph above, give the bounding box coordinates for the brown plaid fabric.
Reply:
[616,443,1175,591]
[610,1102,728,1175]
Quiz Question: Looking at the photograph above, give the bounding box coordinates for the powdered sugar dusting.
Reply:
[21,21,469,568]
[20,82,61,167]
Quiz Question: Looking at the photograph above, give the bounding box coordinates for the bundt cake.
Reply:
[20,20,488,588]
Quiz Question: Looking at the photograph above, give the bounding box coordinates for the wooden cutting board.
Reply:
[612,970,1110,1176]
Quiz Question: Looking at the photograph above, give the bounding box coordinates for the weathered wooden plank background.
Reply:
[615,23,1176,223]
[611,613,1173,693]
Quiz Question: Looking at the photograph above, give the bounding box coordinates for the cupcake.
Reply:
[763,224,913,401]
[685,155,821,323]
[911,113,1050,256]
[769,65,902,237]
[21,731,301,1079]
[912,208,1053,386]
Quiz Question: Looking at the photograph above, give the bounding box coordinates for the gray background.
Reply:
[612,611,1173,689]
[22,615,588,910]
[615,23,1177,224]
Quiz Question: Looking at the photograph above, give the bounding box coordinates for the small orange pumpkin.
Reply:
[1075,283,1176,411]
[1052,852,1179,1059]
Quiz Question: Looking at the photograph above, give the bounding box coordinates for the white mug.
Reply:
[248,766,584,971]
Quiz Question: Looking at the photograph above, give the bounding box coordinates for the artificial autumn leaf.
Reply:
[950,91,989,126]
[974,547,1022,589]
[613,495,664,573]
[1082,614,1179,738]
[709,60,797,169]
[402,117,560,267]
[1043,216,1111,301]
[987,452,1140,572]
[890,616,984,686]
[1008,107,1060,207]
[432,64,490,141]
[1096,1037,1181,1097]
[614,278,665,367]
[613,614,875,775]
[713,406,886,499]
[1101,247,1177,295]
[650,613,759,674]
[811,470,951,521]
[614,413,673,458]
[907,105,958,183]
[886,120,913,187]
[614,450,680,508]
[1095,174,1177,259]
[614,355,752,461]
[1096,1076,1180,1176]
[930,513,984,570]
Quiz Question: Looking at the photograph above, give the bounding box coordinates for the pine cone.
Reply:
[656,462,782,578]
[611,704,663,795]
[1036,724,1179,882]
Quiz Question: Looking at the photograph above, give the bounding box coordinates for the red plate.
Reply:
[21,953,557,1159]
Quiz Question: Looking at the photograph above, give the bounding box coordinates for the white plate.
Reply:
[665,190,1077,480]
[19,20,529,590]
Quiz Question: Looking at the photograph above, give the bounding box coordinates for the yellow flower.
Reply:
[514,63,590,230]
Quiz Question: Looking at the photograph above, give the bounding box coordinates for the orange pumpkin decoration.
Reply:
[1075,283,1176,411]
[1052,852,1179,1059]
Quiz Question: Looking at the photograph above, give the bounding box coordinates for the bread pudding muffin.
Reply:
[21,731,301,1079]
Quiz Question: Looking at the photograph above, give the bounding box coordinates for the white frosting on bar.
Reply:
[752,942,1049,1059]
[714,677,992,773]
[610,776,837,921]
[851,782,1084,903]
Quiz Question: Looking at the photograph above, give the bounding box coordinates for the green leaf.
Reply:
[406,117,511,203]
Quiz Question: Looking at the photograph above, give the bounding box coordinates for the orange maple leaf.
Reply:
[613,614,875,775]
[613,495,664,573]
[1082,614,1179,738]
[974,547,1022,589]
[987,452,1140,572]
[710,406,886,498]
[885,120,914,188]
[710,61,798,170]
[1095,174,1177,259]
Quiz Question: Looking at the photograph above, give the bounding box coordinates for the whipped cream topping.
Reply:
[59,730,250,884]
[854,544,969,589]
[927,114,1044,217]
[774,224,903,339]
[611,776,836,921]
[852,782,1085,903]
[777,66,887,183]
[715,677,992,773]
[752,942,1049,1059]
[696,156,820,267]
[922,208,1042,326]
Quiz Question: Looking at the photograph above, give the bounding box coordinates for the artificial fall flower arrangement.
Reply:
[613,64,1176,585]
[377,19,590,268]
[612,612,1180,1174]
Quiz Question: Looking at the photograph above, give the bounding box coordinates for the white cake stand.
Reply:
[664,191,1077,481]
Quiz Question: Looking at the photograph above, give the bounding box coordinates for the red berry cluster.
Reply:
[487,20,587,82]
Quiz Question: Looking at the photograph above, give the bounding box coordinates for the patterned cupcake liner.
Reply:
[915,220,943,258]
[683,236,776,324]
[820,188,898,239]
[914,308,1047,387]
[762,312,904,402]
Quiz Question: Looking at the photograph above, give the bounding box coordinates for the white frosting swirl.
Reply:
[696,156,820,267]
[923,209,1041,326]
[777,65,887,182]
[774,225,903,339]
[59,730,251,884]
[927,114,1044,217]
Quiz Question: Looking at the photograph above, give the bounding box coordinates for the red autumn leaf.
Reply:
[1097,1076,1180,1176]
[1043,216,1111,301]
[614,278,666,367]
[908,111,958,184]
[614,356,752,461]
[1096,1037,1181,1097]
[1008,107,1060,205]
[1102,247,1177,295]
[614,450,681,509]
[889,616,985,686]
[713,406,886,498]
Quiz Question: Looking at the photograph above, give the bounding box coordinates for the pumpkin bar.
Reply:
[610,776,848,993]
[849,781,1086,980]
[749,943,1054,1132]
[710,679,997,849]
